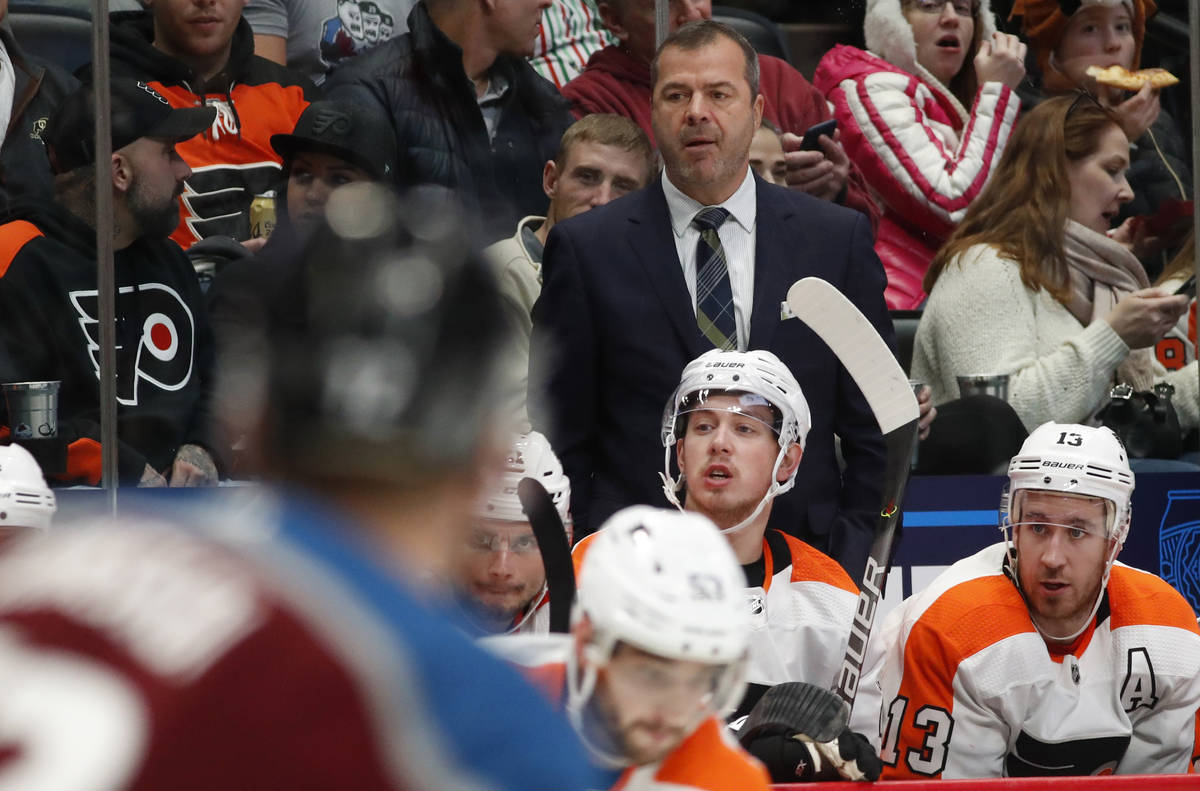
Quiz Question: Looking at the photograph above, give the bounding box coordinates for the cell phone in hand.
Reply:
[1174,274,1197,298]
[799,119,837,152]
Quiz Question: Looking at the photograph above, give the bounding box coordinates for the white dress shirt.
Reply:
[662,167,757,350]
[0,38,14,150]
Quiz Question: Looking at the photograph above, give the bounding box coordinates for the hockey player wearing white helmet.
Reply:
[0,443,56,547]
[598,348,876,783]
[877,422,1200,779]
[485,505,772,790]
[453,431,571,635]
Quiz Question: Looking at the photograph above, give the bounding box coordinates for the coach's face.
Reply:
[651,34,762,207]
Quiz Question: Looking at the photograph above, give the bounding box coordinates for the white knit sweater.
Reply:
[911,243,1198,431]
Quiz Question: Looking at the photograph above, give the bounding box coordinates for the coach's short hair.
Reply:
[650,19,760,100]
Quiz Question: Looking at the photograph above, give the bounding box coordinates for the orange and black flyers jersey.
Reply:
[875,542,1200,779]
[150,79,310,249]
[482,634,771,791]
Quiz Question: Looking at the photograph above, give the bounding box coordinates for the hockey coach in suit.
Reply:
[530,19,894,580]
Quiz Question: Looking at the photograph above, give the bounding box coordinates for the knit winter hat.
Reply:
[1010,0,1156,73]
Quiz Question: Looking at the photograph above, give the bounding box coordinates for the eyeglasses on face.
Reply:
[464,530,540,555]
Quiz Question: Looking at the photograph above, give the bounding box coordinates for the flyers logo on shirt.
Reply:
[177,162,281,244]
[69,283,195,406]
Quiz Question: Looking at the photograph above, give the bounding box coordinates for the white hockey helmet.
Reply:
[0,444,56,532]
[477,431,571,527]
[566,506,750,765]
[1000,422,1134,641]
[660,349,811,534]
[1001,422,1133,543]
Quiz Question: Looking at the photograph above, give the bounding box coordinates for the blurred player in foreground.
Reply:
[490,505,770,790]
[876,422,1200,778]
[0,183,598,790]
[453,430,571,635]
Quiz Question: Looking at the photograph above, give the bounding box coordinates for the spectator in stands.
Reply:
[1153,230,1195,379]
[876,422,1200,778]
[531,0,614,88]
[485,113,654,427]
[748,120,785,186]
[0,181,600,791]
[561,0,879,225]
[1010,0,1191,280]
[326,0,574,242]
[0,443,55,548]
[452,431,571,635]
[0,1,78,206]
[205,98,396,474]
[0,79,222,487]
[248,0,415,84]
[911,96,1196,441]
[531,20,893,581]
[264,97,397,240]
[814,0,1026,309]
[93,0,316,250]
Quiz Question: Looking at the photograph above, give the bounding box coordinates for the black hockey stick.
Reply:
[518,477,575,633]
[784,277,920,707]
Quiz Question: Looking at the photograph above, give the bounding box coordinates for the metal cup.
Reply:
[956,373,1010,402]
[2,381,60,438]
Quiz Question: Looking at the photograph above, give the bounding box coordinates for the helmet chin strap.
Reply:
[660,444,795,535]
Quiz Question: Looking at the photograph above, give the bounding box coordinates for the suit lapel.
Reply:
[747,181,798,350]
[627,182,706,359]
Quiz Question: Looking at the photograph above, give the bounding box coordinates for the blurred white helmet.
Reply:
[1000,422,1133,641]
[478,431,570,528]
[660,349,811,534]
[0,444,56,532]
[566,506,750,766]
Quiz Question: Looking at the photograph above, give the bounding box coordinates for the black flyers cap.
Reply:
[270,99,398,180]
[45,79,216,174]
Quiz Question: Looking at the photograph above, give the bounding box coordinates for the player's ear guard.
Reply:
[738,682,882,782]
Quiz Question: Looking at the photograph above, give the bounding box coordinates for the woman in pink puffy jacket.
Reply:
[815,0,1026,309]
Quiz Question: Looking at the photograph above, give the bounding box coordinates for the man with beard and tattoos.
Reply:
[0,79,224,487]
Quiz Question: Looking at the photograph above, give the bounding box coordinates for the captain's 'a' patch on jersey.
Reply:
[69,284,195,406]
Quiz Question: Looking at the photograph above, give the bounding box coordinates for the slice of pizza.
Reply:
[1086,65,1180,91]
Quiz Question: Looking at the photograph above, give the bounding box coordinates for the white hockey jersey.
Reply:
[740,530,859,692]
[876,543,1200,779]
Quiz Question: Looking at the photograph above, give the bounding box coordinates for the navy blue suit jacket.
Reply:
[530,174,893,579]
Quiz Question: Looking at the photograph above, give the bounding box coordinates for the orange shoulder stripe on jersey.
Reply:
[884,575,1033,780]
[1107,566,1200,635]
[650,718,770,790]
[781,533,859,594]
[0,221,44,278]
[572,532,597,580]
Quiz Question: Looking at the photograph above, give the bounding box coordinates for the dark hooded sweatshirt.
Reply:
[0,201,221,484]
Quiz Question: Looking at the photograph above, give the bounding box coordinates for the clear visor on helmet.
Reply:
[577,640,744,764]
[674,391,782,440]
[1009,489,1116,542]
